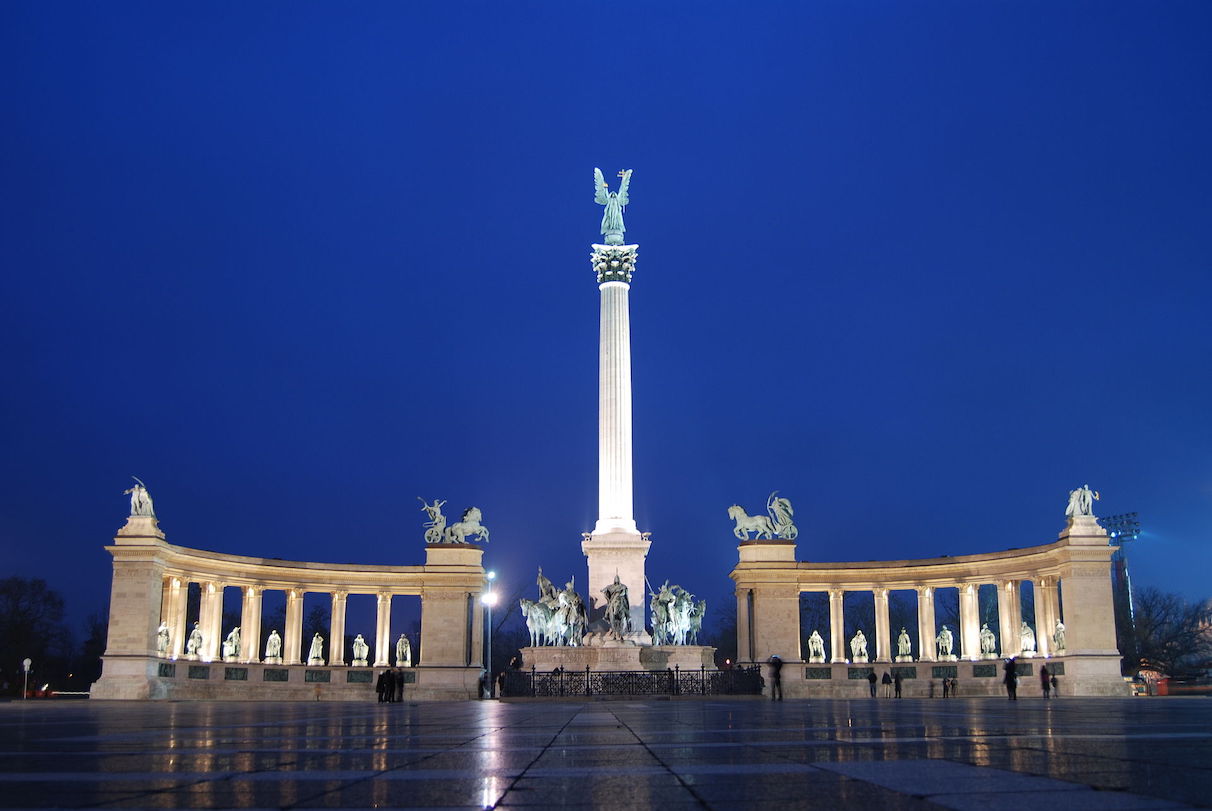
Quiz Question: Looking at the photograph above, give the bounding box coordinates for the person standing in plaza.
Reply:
[867,670,877,697]
[768,655,783,701]
[1040,664,1051,699]
[1051,673,1059,697]
[395,667,405,702]
[894,671,903,698]
[375,669,387,703]
[881,671,893,697]
[1003,658,1018,700]
[383,667,396,703]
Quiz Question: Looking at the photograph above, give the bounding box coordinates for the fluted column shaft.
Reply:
[240,587,262,663]
[595,280,636,534]
[916,586,935,661]
[329,592,347,666]
[284,589,303,665]
[959,584,980,661]
[168,577,187,659]
[828,589,846,663]
[374,594,392,667]
[874,588,891,662]
[200,582,223,662]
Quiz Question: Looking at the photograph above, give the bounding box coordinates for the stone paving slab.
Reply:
[0,697,1208,808]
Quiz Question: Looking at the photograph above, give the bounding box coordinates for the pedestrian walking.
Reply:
[867,670,877,697]
[881,671,893,697]
[383,667,397,703]
[894,671,903,698]
[1003,658,1018,700]
[1040,664,1051,699]
[769,655,783,701]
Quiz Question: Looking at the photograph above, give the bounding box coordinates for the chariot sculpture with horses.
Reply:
[419,498,490,544]
[728,491,798,540]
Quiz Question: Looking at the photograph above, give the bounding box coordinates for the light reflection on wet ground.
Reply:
[0,697,1206,808]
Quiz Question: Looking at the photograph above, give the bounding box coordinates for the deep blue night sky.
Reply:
[3,2,1210,637]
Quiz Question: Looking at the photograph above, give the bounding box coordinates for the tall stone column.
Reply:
[1007,580,1023,650]
[1033,578,1052,656]
[329,592,347,666]
[582,242,650,635]
[997,581,1016,656]
[240,586,262,663]
[283,589,303,665]
[374,593,392,667]
[958,583,980,660]
[736,589,753,662]
[167,577,187,659]
[916,586,935,661]
[828,589,846,663]
[873,588,891,662]
[1037,576,1060,656]
[199,581,223,662]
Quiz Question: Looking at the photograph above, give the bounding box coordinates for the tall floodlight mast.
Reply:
[581,168,650,636]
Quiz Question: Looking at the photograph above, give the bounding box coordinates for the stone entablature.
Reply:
[731,515,1127,697]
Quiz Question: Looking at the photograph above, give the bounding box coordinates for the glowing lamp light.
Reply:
[482,591,499,607]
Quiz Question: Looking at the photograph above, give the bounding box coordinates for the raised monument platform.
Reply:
[522,644,715,673]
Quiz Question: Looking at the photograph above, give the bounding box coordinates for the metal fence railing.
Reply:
[502,665,763,698]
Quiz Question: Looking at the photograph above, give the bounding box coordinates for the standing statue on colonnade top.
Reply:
[594,168,632,245]
[728,492,798,540]
[1065,484,1100,517]
[124,476,155,518]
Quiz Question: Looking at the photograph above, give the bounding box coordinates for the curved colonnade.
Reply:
[90,514,486,701]
[732,514,1128,696]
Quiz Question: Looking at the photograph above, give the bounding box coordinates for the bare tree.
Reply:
[1131,587,1212,677]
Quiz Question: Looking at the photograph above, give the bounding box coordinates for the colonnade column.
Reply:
[997,581,1016,656]
[873,588,891,662]
[374,593,392,667]
[240,586,262,663]
[1007,580,1023,652]
[916,586,935,662]
[283,589,303,665]
[1033,578,1051,656]
[828,589,846,663]
[1038,576,1061,655]
[200,582,224,662]
[167,577,187,658]
[958,583,980,661]
[329,592,347,666]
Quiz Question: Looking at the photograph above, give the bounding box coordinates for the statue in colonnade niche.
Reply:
[1065,484,1100,517]
[850,629,868,662]
[307,633,325,665]
[601,574,632,637]
[186,622,203,658]
[222,627,241,661]
[395,633,411,666]
[1053,620,1066,652]
[1020,621,1037,655]
[980,623,997,658]
[896,628,913,662]
[155,622,170,656]
[935,625,955,660]
[123,476,155,518]
[807,630,826,663]
[264,630,282,663]
[727,491,798,541]
[352,634,369,666]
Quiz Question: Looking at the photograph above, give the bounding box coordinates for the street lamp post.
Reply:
[483,571,498,698]
[22,658,31,700]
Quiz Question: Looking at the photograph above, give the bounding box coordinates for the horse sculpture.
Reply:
[727,505,775,540]
[519,598,552,647]
[445,506,490,543]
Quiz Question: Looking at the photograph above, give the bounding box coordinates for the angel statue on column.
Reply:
[594,168,632,245]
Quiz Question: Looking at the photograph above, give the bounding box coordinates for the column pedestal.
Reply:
[581,530,651,637]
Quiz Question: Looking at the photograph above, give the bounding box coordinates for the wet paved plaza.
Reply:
[0,697,1208,809]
